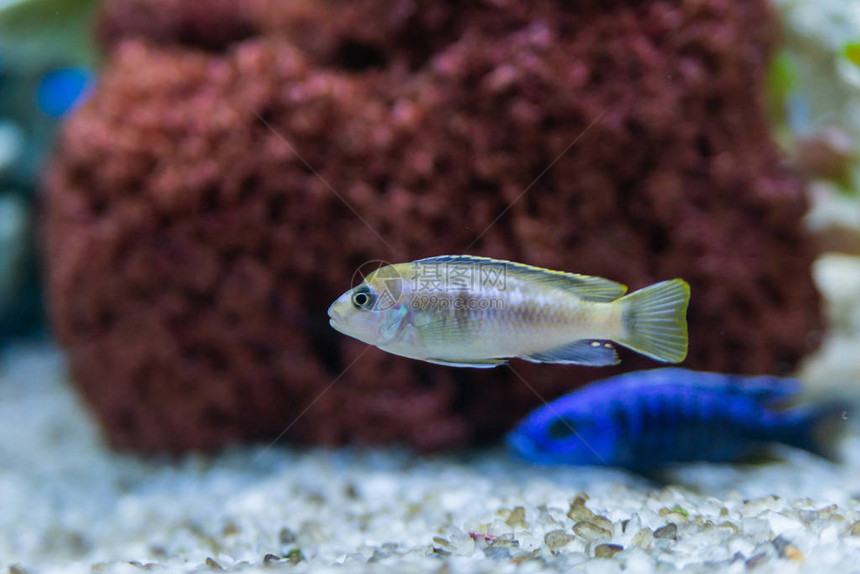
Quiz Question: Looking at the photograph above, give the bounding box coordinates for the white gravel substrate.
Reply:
[3,345,860,574]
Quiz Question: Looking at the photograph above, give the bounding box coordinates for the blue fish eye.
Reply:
[351,286,377,311]
[548,417,577,440]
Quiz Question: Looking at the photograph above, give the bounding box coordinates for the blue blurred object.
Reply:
[507,368,850,471]
[36,67,93,117]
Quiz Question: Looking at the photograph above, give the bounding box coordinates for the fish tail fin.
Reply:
[615,279,690,363]
[782,402,851,462]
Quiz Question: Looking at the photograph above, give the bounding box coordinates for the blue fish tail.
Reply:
[779,402,851,461]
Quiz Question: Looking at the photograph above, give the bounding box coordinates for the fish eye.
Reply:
[351,285,377,311]
[547,417,577,440]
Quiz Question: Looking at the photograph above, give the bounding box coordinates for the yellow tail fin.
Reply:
[615,279,690,363]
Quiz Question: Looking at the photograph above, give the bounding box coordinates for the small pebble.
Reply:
[850,520,860,536]
[653,523,678,540]
[568,495,595,521]
[818,504,838,516]
[631,528,653,549]
[432,537,453,550]
[368,550,388,563]
[545,529,575,550]
[590,515,614,534]
[771,535,803,560]
[799,510,817,524]
[505,506,527,528]
[512,549,541,564]
[262,554,281,565]
[660,506,686,517]
[489,534,519,548]
[221,521,239,536]
[594,543,623,559]
[574,521,612,541]
[9,566,27,574]
[306,492,325,504]
[745,552,768,569]
[718,521,739,534]
[784,546,803,561]
[484,546,511,560]
[279,528,297,545]
[773,535,790,551]
[284,550,305,565]
[205,558,223,570]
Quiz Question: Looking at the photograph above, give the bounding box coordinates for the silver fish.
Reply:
[328,255,690,368]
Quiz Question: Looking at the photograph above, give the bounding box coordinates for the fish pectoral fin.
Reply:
[521,340,619,366]
[425,357,508,368]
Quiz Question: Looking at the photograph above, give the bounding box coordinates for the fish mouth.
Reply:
[327,303,345,331]
[505,432,561,465]
[505,432,537,461]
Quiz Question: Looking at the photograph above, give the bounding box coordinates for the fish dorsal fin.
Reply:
[647,369,803,406]
[725,374,802,406]
[413,255,627,302]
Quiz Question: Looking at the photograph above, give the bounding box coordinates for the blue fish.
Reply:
[506,368,849,470]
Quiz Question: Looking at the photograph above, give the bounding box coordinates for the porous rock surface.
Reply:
[43,0,822,453]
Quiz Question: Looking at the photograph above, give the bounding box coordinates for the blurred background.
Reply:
[0,0,97,344]
[0,0,859,450]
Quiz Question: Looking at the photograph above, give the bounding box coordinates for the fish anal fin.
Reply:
[425,357,508,369]
[521,340,619,366]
